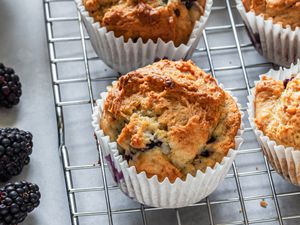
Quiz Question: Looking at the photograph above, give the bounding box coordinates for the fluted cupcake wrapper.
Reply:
[91,85,244,208]
[74,0,213,74]
[247,60,300,186]
[235,0,300,67]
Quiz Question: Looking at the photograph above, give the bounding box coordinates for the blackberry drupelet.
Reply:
[0,181,41,225]
[283,76,295,89]
[0,63,22,108]
[0,128,33,182]
[181,0,197,9]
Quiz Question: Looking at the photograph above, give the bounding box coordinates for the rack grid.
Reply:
[43,0,300,225]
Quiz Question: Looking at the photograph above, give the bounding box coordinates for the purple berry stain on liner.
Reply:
[105,155,124,183]
[244,25,262,54]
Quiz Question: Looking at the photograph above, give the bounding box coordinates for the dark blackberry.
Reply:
[0,181,41,225]
[0,63,22,108]
[0,128,33,182]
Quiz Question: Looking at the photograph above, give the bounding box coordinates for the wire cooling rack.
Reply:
[43,0,300,225]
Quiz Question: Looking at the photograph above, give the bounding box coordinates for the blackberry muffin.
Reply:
[249,66,300,185]
[83,0,206,46]
[255,74,300,150]
[236,0,300,67]
[242,0,300,29]
[100,60,241,182]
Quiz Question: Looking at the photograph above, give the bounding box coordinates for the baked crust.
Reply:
[242,0,300,30]
[255,74,300,150]
[83,0,206,46]
[100,60,241,182]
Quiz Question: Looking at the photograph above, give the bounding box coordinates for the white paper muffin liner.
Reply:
[92,84,244,208]
[248,60,300,186]
[235,0,300,67]
[75,0,212,74]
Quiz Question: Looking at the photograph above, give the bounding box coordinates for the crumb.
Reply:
[260,200,268,208]
[256,166,259,171]
[239,209,242,213]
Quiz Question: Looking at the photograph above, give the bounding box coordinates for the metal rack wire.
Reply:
[43,0,300,225]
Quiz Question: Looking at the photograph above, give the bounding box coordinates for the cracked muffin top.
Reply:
[100,60,241,182]
[83,0,206,46]
[255,74,300,150]
[242,0,300,30]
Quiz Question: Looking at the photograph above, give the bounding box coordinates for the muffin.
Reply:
[100,59,241,181]
[83,0,206,46]
[75,0,212,73]
[92,60,243,207]
[236,0,300,67]
[255,75,300,149]
[248,60,300,185]
[242,0,300,29]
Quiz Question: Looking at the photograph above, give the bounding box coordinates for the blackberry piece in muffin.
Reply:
[83,0,206,46]
[100,60,241,182]
[255,73,300,149]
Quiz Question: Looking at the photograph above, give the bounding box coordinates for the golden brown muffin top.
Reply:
[242,0,300,29]
[255,74,300,149]
[100,60,241,182]
[83,0,206,46]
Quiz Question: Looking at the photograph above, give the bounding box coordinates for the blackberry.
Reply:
[146,139,162,150]
[0,63,22,108]
[200,149,211,157]
[181,0,197,9]
[207,136,216,144]
[0,128,33,182]
[0,181,41,225]
[283,77,295,89]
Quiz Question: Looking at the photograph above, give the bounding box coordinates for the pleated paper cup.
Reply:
[248,60,300,186]
[75,0,213,74]
[91,86,244,208]
[235,0,300,67]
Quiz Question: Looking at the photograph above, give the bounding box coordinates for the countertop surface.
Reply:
[0,0,70,224]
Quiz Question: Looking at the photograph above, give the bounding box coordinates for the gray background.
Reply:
[1,0,300,225]
[0,0,70,224]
